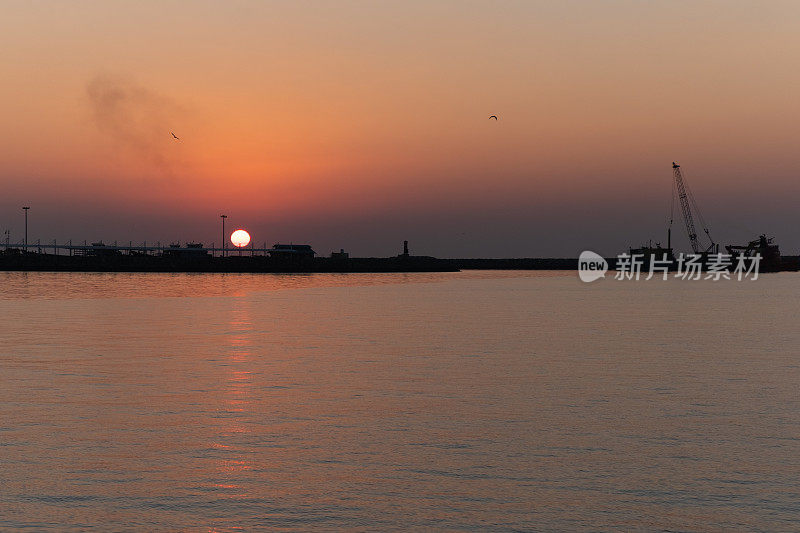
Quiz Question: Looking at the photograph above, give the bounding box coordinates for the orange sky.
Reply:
[2,1,800,256]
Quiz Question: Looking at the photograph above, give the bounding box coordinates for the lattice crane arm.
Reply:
[671,162,716,254]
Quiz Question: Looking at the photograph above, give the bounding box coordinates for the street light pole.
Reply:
[220,214,227,258]
[22,206,30,249]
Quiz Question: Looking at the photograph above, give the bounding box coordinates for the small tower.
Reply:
[402,240,409,257]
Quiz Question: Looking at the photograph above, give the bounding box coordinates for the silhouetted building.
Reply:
[76,242,120,258]
[401,240,409,257]
[268,244,315,260]
[331,249,349,260]
[163,243,210,259]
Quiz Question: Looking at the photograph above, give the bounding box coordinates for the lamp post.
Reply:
[22,206,30,249]
[220,214,227,258]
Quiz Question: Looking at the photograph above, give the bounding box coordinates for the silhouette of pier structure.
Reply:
[1,240,277,257]
[0,239,458,273]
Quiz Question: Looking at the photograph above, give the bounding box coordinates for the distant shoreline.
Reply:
[0,252,579,273]
[2,253,797,273]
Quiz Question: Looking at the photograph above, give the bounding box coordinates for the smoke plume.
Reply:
[86,74,185,174]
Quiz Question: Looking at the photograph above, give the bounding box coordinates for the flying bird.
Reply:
[489,115,498,120]
[170,132,180,140]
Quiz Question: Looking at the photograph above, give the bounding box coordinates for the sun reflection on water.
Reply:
[211,298,255,498]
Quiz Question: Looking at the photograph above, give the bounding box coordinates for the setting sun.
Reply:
[230,229,251,248]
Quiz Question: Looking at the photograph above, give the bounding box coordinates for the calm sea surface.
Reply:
[1,270,799,531]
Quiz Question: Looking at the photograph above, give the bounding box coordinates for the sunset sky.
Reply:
[2,1,799,257]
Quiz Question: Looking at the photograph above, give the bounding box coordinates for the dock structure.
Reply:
[1,240,278,258]
[0,239,458,273]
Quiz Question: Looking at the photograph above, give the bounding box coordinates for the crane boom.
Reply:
[672,162,700,253]
[672,162,716,254]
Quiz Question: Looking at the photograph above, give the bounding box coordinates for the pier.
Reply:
[0,240,459,273]
[1,240,274,257]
